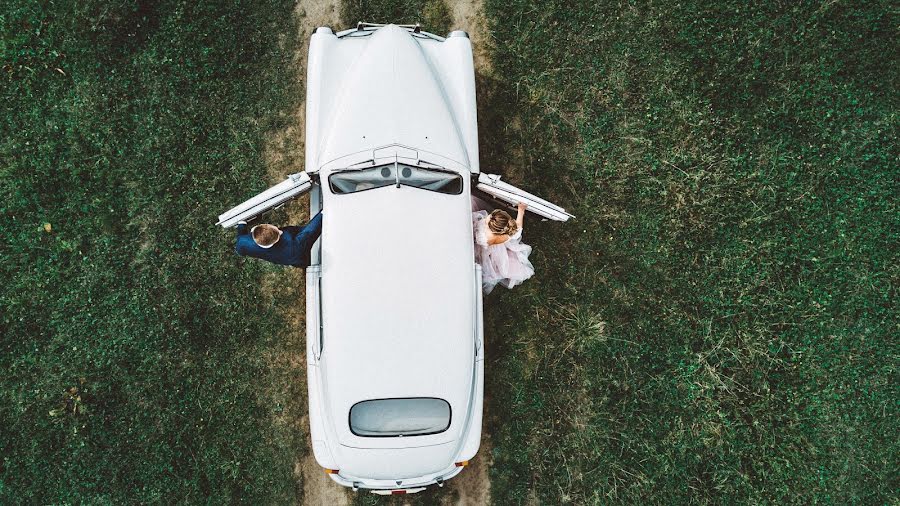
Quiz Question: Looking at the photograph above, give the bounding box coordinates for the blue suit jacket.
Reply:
[235,212,322,268]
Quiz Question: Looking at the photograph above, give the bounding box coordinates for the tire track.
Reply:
[445,0,494,503]
[264,1,348,505]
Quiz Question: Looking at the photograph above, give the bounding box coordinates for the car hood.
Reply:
[317,25,469,167]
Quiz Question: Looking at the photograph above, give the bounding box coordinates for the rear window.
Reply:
[349,398,451,437]
[329,164,462,195]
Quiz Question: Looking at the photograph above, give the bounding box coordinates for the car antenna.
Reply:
[395,154,401,188]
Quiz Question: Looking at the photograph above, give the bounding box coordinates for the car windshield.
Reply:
[329,163,462,195]
[349,398,451,437]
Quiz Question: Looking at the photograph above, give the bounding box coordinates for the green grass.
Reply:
[478,0,898,503]
[3,0,897,504]
[1,0,307,502]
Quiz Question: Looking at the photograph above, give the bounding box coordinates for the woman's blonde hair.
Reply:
[488,209,518,236]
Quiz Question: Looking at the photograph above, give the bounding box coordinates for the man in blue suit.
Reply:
[235,212,322,268]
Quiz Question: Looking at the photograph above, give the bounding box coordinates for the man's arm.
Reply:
[295,212,323,247]
[235,221,250,256]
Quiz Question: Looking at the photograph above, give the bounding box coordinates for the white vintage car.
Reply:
[218,23,571,494]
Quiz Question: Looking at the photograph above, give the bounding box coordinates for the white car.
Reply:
[218,23,572,494]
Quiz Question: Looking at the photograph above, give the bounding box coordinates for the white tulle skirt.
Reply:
[472,208,535,294]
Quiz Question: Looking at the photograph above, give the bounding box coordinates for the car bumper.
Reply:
[328,463,465,492]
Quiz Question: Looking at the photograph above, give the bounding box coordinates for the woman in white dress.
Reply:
[472,201,535,294]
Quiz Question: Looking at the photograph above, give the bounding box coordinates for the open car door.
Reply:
[216,172,312,228]
[475,173,574,222]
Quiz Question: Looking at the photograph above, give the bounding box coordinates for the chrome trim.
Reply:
[306,267,323,361]
[371,487,427,495]
[473,264,483,359]
[318,274,324,357]
[329,465,464,491]
[475,172,575,221]
[216,172,312,227]
[335,23,446,42]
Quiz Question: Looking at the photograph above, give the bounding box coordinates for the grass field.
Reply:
[477,0,897,503]
[2,1,308,502]
[3,0,897,504]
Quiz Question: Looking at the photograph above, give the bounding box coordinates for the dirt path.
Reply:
[449,0,493,73]
[442,419,493,506]
[291,3,348,502]
[443,1,495,504]
[264,1,348,505]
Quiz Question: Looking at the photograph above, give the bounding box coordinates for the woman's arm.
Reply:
[516,202,527,230]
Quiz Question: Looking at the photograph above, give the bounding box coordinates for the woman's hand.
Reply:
[516,202,527,230]
[517,202,528,213]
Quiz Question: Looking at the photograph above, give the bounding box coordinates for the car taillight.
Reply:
[455,460,469,467]
[324,469,340,474]
[392,490,407,495]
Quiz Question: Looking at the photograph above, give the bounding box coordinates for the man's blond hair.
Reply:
[252,224,281,247]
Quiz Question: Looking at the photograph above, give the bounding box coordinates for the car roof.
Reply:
[319,181,476,447]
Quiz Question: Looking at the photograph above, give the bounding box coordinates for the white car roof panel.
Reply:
[319,182,476,447]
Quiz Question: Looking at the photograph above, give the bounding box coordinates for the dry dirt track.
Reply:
[443,1,495,501]
[263,1,494,503]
